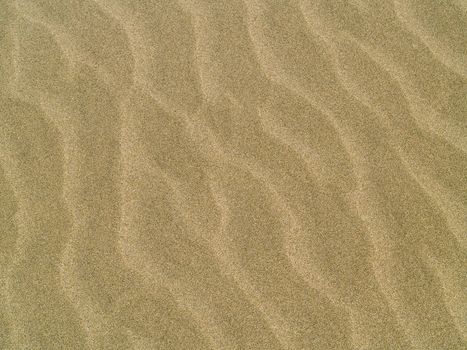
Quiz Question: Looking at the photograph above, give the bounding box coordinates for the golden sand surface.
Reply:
[0,0,466,349]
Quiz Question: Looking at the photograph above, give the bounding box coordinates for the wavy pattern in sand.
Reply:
[0,0,466,349]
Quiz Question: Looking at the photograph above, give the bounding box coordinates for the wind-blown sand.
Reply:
[0,0,466,349]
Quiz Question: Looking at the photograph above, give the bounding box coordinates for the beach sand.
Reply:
[0,0,466,349]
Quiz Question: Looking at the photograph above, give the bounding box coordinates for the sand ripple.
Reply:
[0,0,466,349]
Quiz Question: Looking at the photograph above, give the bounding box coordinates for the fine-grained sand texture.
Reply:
[0,1,466,349]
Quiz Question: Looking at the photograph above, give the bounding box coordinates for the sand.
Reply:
[0,0,466,349]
